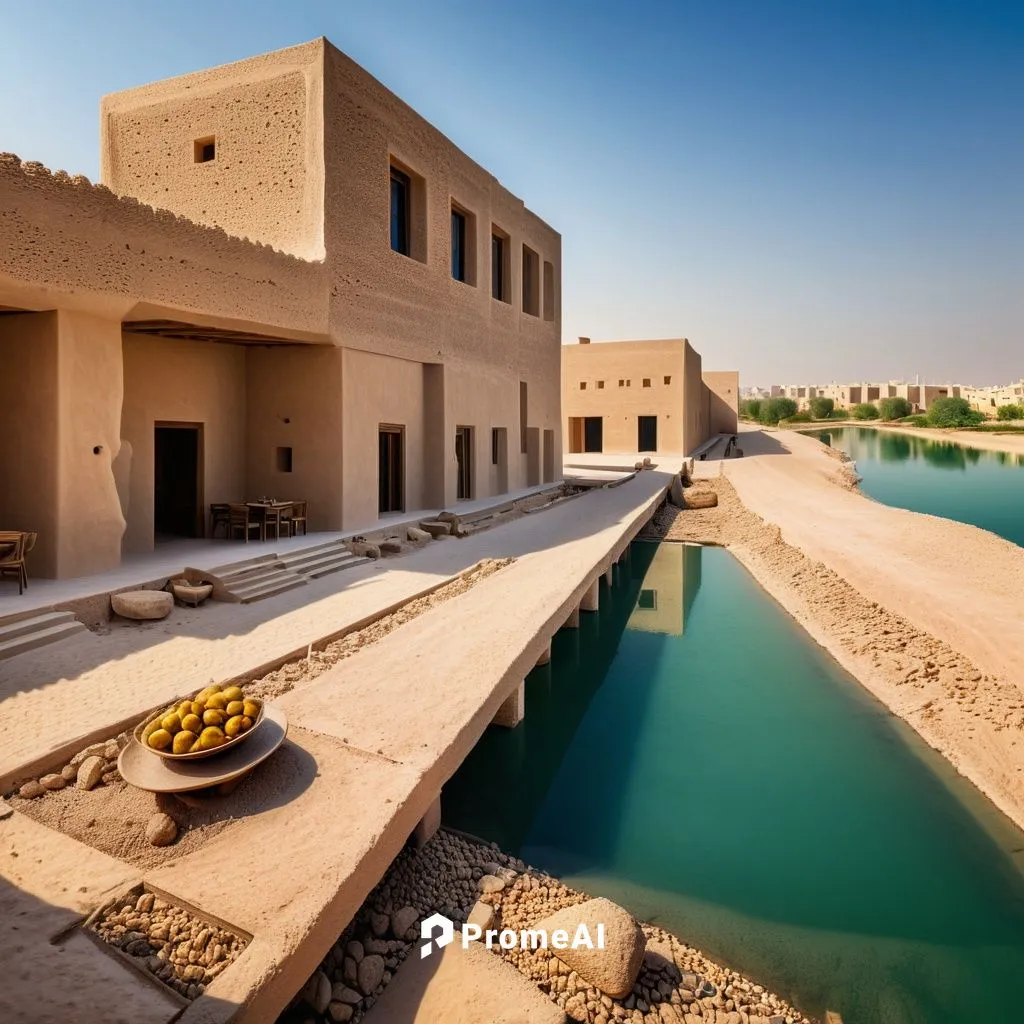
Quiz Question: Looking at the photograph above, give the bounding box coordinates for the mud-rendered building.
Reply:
[0,39,562,579]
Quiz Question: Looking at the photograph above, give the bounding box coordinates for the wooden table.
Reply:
[246,501,293,541]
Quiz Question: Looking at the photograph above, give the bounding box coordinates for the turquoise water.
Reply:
[807,427,1024,546]
[443,543,1024,1023]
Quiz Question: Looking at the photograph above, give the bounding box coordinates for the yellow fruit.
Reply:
[190,700,206,717]
[206,692,229,711]
[141,719,160,742]
[221,685,244,702]
[240,715,253,731]
[195,685,221,704]
[203,709,226,727]
[181,713,202,733]
[172,730,196,755]
[148,728,172,750]
[190,738,203,753]
[224,715,244,738]
[160,712,182,735]
[178,700,193,718]
[199,726,225,749]
[226,700,244,717]
[242,700,260,719]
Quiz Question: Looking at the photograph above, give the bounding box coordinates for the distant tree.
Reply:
[759,397,798,425]
[877,396,912,421]
[809,396,835,419]
[927,396,984,428]
[851,403,880,420]
[740,399,762,420]
[996,404,1023,421]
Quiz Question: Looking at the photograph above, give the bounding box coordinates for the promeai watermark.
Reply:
[419,912,605,959]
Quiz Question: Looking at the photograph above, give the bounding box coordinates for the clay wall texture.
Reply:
[702,371,740,435]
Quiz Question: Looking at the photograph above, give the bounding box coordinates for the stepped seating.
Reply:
[0,609,87,662]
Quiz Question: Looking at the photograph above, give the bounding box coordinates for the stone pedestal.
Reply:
[492,681,524,728]
[580,579,599,612]
[535,641,552,667]
[563,606,580,630]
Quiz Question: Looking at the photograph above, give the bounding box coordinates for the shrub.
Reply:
[740,399,762,420]
[809,396,835,419]
[927,397,984,428]
[783,411,812,424]
[997,404,1023,421]
[877,396,912,421]
[902,414,929,427]
[851,403,879,420]
[759,397,798,425]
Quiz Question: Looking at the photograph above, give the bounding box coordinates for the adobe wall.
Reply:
[702,370,740,435]
[320,42,562,451]
[561,340,687,453]
[101,40,325,261]
[0,153,325,336]
[246,346,344,532]
[0,312,61,577]
[341,349,427,528]
[120,333,247,553]
[682,341,710,453]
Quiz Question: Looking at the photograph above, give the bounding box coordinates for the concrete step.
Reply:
[219,564,291,588]
[206,553,278,577]
[0,619,87,661]
[230,575,307,603]
[0,610,79,642]
[300,553,371,580]
[280,545,362,571]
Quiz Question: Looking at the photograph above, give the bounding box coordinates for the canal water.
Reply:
[807,426,1024,547]
[442,542,1024,1024]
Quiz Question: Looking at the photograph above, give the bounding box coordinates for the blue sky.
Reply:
[1,1,1020,384]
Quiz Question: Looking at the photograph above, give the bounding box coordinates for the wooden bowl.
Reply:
[134,697,265,761]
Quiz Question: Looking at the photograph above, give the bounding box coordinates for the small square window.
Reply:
[664,376,672,385]
[637,589,657,610]
[618,379,625,387]
[276,446,293,473]
[597,380,605,389]
[194,136,216,163]
[626,379,631,387]
[642,378,651,388]
[580,381,587,390]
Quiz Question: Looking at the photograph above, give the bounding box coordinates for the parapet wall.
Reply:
[0,153,326,335]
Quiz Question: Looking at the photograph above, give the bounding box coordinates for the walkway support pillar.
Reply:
[411,794,442,848]
[492,681,525,728]
[604,567,614,587]
[563,606,580,630]
[535,641,552,667]
[581,579,599,612]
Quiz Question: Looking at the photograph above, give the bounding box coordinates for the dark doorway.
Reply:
[379,425,404,513]
[154,423,203,539]
[584,416,603,453]
[455,426,473,499]
[638,415,658,452]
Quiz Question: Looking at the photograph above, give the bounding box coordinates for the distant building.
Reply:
[961,379,1024,416]
[561,338,738,455]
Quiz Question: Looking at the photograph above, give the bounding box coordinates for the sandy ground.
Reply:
[650,430,1024,832]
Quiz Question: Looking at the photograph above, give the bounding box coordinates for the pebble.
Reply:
[38,773,66,791]
[345,939,364,963]
[478,874,506,894]
[145,812,178,847]
[390,906,418,940]
[357,953,385,995]
[328,1002,354,1022]
[0,802,12,821]
[76,756,105,791]
[18,781,45,799]
[331,984,362,1005]
[60,764,78,783]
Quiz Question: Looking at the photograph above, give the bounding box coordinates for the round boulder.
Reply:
[145,812,178,847]
[531,897,645,999]
[112,590,174,621]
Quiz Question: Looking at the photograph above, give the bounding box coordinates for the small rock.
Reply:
[343,957,358,985]
[331,984,362,1006]
[302,970,332,1014]
[390,906,418,940]
[478,874,505,894]
[407,526,431,543]
[467,899,496,931]
[19,781,45,799]
[357,954,384,995]
[345,939,364,963]
[60,764,78,782]
[145,812,178,846]
[369,911,389,937]
[0,802,13,820]
[328,1003,354,1022]
[76,756,105,791]
[125,940,153,957]
[71,742,106,768]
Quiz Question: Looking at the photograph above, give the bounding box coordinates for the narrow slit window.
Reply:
[390,167,410,255]
[275,446,293,473]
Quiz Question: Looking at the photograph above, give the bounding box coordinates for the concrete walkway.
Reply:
[1,464,674,1024]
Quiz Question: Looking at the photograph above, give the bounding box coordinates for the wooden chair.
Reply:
[283,500,307,537]
[0,531,28,594]
[209,503,231,538]
[228,504,263,542]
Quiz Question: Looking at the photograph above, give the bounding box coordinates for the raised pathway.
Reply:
[1,466,674,1024]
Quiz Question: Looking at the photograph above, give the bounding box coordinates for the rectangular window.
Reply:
[580,381,587,390]
[522,244,540,316]
[275,446,292,473]
[390,167,410,255]
[643,378,651,388]
[618,379,625,387]
[543,260,555,321]
[193,136,216,163]
[491,428,500,465]
[492,228,510,301]
[520,381,528,453]
[597,380,605,389]
[451,209,466,281]
[664,376,671,385]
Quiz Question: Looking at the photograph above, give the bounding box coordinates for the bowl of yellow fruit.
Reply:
[135,684,264,760]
